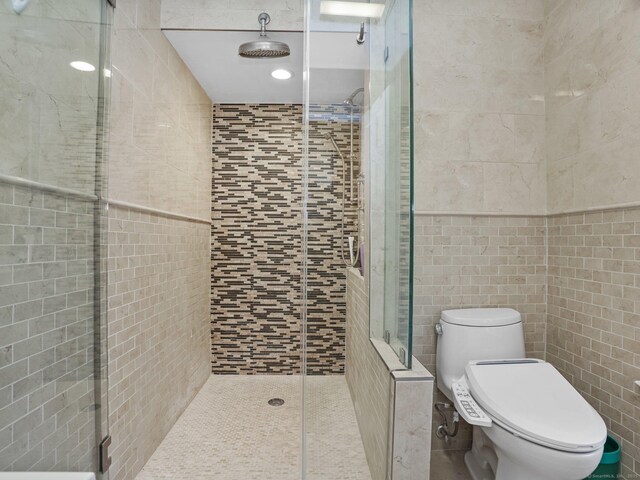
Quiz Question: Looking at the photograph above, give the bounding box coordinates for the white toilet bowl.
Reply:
[470,422,604,480]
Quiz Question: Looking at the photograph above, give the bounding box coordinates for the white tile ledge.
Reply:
[547,201,640,216]
[108,199,212,225]
[0,174,97,201]
[0,474,95,480]
[371,337,407,372]
[414,209,546,217]
[416,200,640,217]
[393,356,434,381]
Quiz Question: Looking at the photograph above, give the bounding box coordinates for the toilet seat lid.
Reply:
[466,360,607,452]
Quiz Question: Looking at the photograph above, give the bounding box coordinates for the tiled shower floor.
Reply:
[136,375,372,480]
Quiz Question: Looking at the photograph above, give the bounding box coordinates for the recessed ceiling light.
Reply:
[320,1,385,18]
[70,61,96,72]
[271,69,293,80]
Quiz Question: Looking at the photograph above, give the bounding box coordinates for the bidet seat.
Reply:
[465,360,607,453]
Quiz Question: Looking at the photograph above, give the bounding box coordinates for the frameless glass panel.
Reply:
[302,1,370,479]
[368,0,413,368]
[0,0,111,475]
[303,1,413,478]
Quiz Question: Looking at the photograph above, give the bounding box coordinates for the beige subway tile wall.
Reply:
[547,209,640,477]
[345,269,391,480]
[413,0,546,215]
[106,207,210,480]
[0,185,99,472]
[107,1,212,479]
[413,215,547,373]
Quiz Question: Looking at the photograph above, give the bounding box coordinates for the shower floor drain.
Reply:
[268,398,285,407]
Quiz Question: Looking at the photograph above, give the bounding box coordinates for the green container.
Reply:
[586,436,621,479]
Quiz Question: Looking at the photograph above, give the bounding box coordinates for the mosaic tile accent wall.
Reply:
[107,206,211,480]
[211,104,359,375]
[547,208,640,477]
[0,183,98,472]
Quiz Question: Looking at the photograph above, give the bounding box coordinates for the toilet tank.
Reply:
[436,308,525,401]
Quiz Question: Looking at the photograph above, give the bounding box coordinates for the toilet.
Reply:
[436,308,607,480]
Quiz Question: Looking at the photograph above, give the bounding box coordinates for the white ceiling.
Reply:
[163,30,367,104]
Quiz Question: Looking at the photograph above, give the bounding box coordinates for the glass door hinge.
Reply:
[100,435,112,473]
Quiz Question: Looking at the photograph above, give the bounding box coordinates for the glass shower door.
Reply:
[369,0,414,367]
[302,1,414,479]
[0,0,111,475]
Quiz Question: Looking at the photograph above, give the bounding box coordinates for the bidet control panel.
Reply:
[452,382,492,428]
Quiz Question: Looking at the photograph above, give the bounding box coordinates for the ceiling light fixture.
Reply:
[271,69,293,80]
[70,61,96,72]
[320,1,385,18]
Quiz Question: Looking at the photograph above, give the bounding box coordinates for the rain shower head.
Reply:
[238,13,291,58]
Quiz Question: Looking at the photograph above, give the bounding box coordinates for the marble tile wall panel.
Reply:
[161,0,304,31]
[109,0,212,220]
[391,365,434,480]
[0,183,98,473]
[211,104,359,375]
[545,1,640,213]
[413,0,546,214]
[0,1,102,195]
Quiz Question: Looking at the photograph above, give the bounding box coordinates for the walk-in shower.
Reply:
[0,0,419,478]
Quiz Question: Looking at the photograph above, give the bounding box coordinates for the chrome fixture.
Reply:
[238,13,291,58]
[326,87,365,268]
[356,23,366,45]
[435,402,460,441]
[343,87,364,106]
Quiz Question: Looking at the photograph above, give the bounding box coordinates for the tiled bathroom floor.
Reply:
[136,375,371,480]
